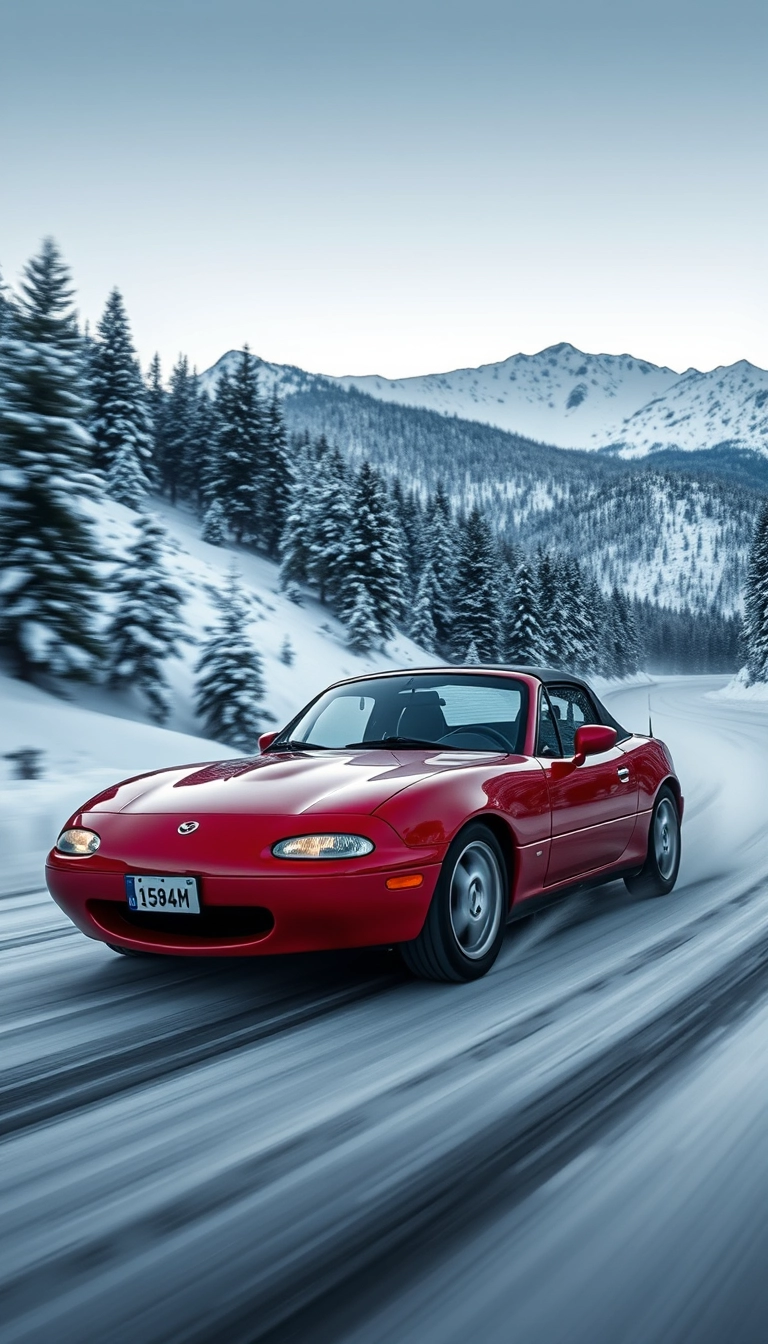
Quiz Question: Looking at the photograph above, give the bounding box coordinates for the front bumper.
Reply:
[45,812,442,956]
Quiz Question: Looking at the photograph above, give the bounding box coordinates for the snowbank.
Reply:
[708,667,768,701]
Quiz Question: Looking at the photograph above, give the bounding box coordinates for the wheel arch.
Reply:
[659,774,683,818]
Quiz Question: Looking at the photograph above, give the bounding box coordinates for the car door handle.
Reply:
[617,767,630,783]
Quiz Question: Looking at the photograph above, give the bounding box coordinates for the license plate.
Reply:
[125,875,201,914]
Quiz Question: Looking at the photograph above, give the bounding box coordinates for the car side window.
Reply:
[536,690,563,757]
[547,685,601,757]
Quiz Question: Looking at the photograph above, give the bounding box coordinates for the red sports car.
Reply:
[46,667,682,982]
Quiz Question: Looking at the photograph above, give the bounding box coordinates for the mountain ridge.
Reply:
[200,343,768,458]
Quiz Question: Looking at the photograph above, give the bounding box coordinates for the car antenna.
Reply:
[648,694,654,738]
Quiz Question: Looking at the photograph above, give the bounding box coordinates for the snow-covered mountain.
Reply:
[600,360,768,458]
[201,344,768,457]
[336,344,682,451]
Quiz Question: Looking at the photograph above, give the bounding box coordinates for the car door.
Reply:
[537,684,638,886]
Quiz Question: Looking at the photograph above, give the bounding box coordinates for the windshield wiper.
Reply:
[342,737,445,750]
[265,739,328,752]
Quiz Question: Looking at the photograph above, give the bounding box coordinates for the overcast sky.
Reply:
[1,0,766,378]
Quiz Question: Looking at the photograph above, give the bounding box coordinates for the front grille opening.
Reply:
[88,900,275,941]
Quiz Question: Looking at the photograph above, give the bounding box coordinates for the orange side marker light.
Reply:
[386,874,424,890]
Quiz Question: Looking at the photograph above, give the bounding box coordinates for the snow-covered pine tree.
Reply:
[107,440,152,508]
[106,513,186,722]
[602,587,642,678]
[207,349,266,543]
[0,239,103,681]
[342,462,406,641]
[391,479,424,599]
[279,433,314,592]
[194,570,269,751]
[743,502,768,683]
[347,585,380,653]
[563,556,593,672]
[146,353,169,481]
[424,483,456,653]
[409,560,438,653]
[307,443,352,607]
[465,638,481,664]
[163,355,195,504]
[451,507,500,663]
[188,382,220,513]
[260,392,292,558]
[536,551,559,664]
[279,635,295,666]
[583,577,607,674]
[201,498,227,545]
[89,288,153,504]
[505,560,541,664]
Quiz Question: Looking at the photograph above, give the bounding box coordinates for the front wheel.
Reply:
[400,823,508,982]
[624,786,681,898]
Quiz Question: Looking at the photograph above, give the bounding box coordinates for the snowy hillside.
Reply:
[0,495,430,893]
[201,345,768,458]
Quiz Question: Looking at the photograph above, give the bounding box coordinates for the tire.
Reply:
[107,944,154,957]
[624,785,681,898]
[400,823,508,982]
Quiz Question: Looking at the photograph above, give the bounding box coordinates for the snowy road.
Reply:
[4,678,768,1342]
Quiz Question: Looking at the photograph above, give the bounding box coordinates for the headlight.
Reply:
[272,834,374,860]
[56,828,101,856]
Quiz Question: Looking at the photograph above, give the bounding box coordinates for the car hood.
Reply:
[80,748,504,818]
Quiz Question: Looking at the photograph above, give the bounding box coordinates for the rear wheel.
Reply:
[624,786,681,898]
[400,823,508,982]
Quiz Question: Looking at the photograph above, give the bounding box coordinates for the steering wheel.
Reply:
[438,726,511,751]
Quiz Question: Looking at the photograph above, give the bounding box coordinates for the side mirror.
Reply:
[573,723,617,766]
[258,731,279,752]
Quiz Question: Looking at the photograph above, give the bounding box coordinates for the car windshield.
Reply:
[270,673,528,753]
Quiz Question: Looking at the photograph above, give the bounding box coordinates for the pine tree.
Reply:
[307,443,352,607]
[465,637,481,664]
[601,587,642,678]
[424,483,456,653]
[279,433,314,591]
[743,502,768,683]
[188,382,219,512]
[207,349,267,542]
[347,585,380,653]
[201,498,227,545]
[194,570,269,750]
[163,355,194,504]
[342,462,406,640]
[260,392,292,557]
[279,635,295,666]
[106,513,186,722]
[451,507,500,663]
[410,561,438,653]
[146,353,169,481]
[536,551,559,663]
[89,288,153,502]
[0,239,103,680]
[107,439,152,508]
[505,560,541,663]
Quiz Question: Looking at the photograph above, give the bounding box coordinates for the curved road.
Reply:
[3,677,768,1343]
